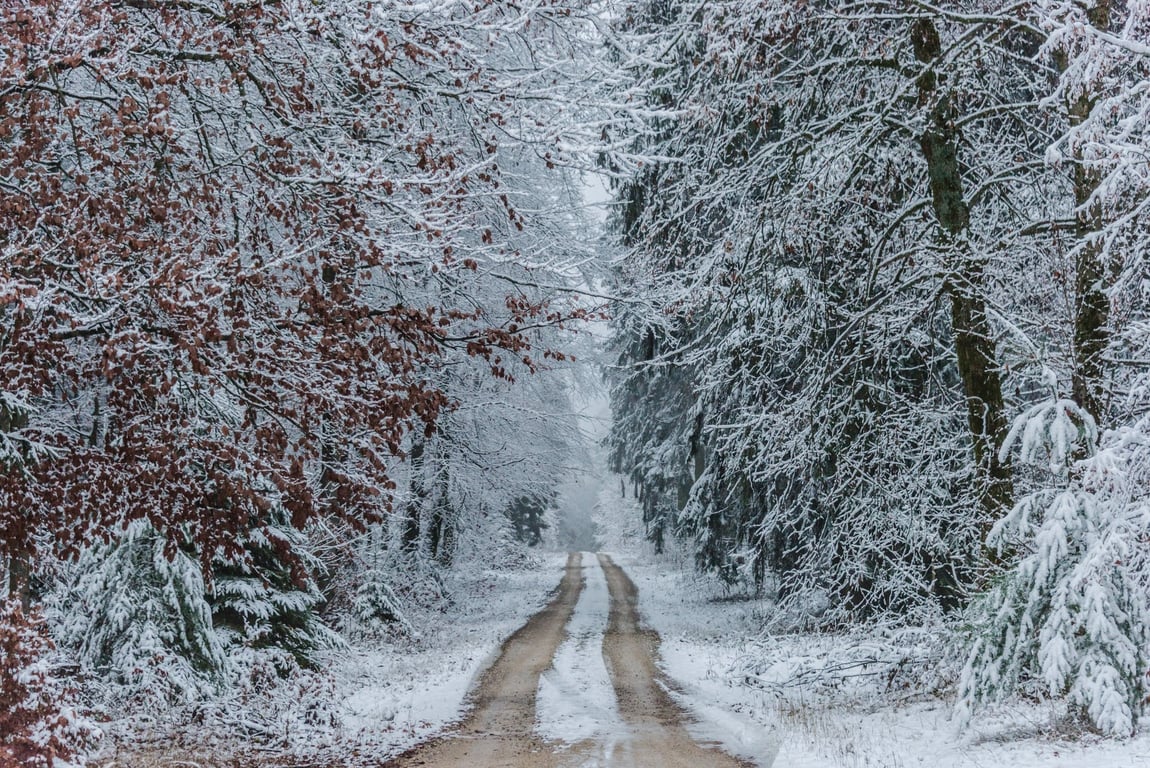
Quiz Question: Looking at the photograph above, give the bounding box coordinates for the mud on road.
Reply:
[388,553,750,768]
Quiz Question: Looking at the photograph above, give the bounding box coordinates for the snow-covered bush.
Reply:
[739,623,956,711]
[959,398,1150,736]
[342,570,411,638]
[51,522,226,708]
[0,599,99,768]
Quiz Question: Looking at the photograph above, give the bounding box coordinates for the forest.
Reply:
[2,1,1150,766]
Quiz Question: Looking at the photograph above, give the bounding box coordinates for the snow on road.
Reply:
[535,551,623,749]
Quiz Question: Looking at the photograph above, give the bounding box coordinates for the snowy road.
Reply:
[386,552,752,768]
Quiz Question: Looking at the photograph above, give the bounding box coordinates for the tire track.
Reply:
[390,552,753,767]
[597,553,751,768]
[387,552,585,768]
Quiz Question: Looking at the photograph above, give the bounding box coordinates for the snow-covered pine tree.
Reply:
[506,494,553,547]
[961,2,1150,736]
[209,512,340,675]
[959,396,1150,735]
[51,522,225,707]
[344,569,411,639]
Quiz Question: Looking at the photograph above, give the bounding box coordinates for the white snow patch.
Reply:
[659,645,781,766]
[535,552,624,749]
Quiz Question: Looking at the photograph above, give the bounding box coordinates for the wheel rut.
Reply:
[387,552,754,767]
[597,553,751,768]
[386,552,584,768]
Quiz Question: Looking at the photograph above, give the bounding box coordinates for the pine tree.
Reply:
[345,570,411,638]
[604,0,1044,617]
[209,513,341,674]
[52,522,225,707]
[960,397,1150,736]
[506,494,552,547]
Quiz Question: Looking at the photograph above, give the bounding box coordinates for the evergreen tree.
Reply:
[604,0,1043,617]
[960,397,1150,735]
[506,495,552,547]
[209,512,340,673]
[961,2,1150,734]
[52,522,225,706]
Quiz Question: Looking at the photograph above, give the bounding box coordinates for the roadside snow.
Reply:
[594,474,1150,768]
[84,551,571,765]
[535,552,622,747]
[767,700,1150,768]
[334,551,570,759]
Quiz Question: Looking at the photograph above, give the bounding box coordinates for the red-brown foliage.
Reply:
[0,599,97,768]
[0,0,582,572]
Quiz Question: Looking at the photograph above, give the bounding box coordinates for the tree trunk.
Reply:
[913,18,1012,542]
[4,557,28,609]
[690,411,705,482]
[1,399,31,608]
[428,468,453,565]
[401,436,426,552]
[1067,1,1115,425]
[436,515,456,566]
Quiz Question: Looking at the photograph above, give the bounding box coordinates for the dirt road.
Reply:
[388,553,751,768]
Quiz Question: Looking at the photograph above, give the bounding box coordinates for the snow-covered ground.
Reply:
[332,550,570,758]
[92,550,569,764]
[595,477,1150,768]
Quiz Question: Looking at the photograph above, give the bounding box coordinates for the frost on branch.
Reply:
[0,599,98,768]
[959,398,1150,736]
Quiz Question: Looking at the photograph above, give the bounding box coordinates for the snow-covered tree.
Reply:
[1039,0,1150,424]
[0,0,601,576]
[210,512,340,674]
[506,493,554,547]
[960,397,1150,735]
[605,0,1062,620]
[0,0,610,729]
[0,599,98,768]
[961,1,1150,735]
[51,522,225,707]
